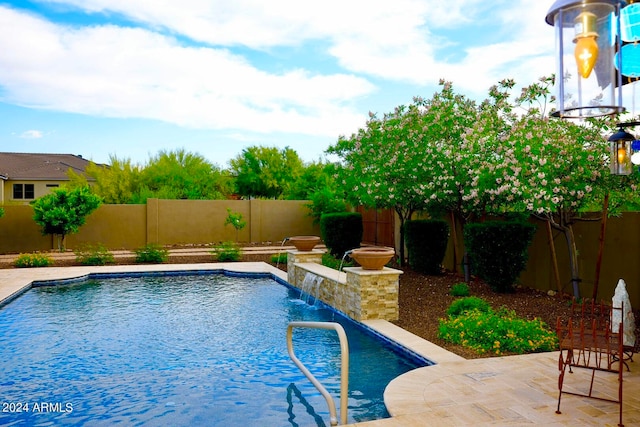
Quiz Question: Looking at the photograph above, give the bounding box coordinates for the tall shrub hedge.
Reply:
[404,219,449,274]
[320,212,363,257]
[464,220,536,293]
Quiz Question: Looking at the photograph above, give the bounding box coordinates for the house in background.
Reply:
[0,152,96,204]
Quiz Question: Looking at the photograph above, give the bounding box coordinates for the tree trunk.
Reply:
[450,211,459,274]
[562,224,581,299]
[398,216,406,266]
[546,220,562,294]
[592,193,609,300]
[395,207,415,267]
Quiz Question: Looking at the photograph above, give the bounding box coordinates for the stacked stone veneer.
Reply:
[287,250,402,321]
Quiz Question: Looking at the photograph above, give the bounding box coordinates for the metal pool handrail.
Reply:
[286,321,349,426]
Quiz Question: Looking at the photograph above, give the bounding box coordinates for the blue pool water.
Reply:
[0,272,430,426]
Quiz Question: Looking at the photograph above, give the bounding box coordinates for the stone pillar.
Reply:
[342,267,402,321]
[287,250,323,285]
[287,251,402,322]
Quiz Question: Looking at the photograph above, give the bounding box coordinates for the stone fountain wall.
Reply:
[287,250,402,321]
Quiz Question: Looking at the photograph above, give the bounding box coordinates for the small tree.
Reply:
[31,186,102,250]
[224,208,246,242]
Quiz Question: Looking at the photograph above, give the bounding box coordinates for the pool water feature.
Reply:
[0,272,431,426]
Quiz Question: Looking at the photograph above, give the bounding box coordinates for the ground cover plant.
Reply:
[13,253,53,268]
[75,244,115,266]
[449,282,470,297]
[439,297,558,356]
[270,253,287,264]
[213,241,241,262]
[134,244,169,263]
[321,252,355,270]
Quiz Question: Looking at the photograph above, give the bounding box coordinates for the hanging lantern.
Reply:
[609,125,635,174]
[546,0,626,118]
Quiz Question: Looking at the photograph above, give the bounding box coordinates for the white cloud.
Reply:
[0,0,559,142]
[0,5,374,136]
[37,0,555,87]
[19,130,44,139]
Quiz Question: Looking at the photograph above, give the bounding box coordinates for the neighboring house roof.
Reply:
[0,152,97,181]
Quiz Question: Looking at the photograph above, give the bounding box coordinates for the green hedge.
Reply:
[404,219,449,274]
[464,221,536,293]
[320,212,363,257]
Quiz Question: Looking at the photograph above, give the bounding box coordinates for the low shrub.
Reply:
[134,244,169,263]
[438,306,558,355]
[321,252,355,270]
[446,296,491,317]
[449,282,470,297]
[74,244,115,266]
[464,220,536,293]
[213,241,241,262]
[270,253,288,264]
[320,212,363,257]
[404,219,449,274]
[14,253,53,268]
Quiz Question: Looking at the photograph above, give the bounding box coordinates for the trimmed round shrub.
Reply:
[404,219,449,274]
[464,220,536,293]
[446,296,491,317]
[450,282,470,297]
[320,212,363,257]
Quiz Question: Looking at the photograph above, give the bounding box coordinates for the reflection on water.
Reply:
[0,273,429,426]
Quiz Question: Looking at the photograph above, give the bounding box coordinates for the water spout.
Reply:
[276,237,290,269]
[338,250,354,273]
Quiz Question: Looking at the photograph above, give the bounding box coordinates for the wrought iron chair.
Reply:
[555,298,625,427]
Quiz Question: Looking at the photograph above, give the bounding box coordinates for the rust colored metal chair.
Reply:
[555,298,625,427]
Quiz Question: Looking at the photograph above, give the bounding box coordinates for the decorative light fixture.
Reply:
[546,0,626,118]
[608,124,636,174]
[619,2,640,78]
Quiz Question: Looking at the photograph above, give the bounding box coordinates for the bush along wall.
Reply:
[464,220,536,293]
[404,219,449,274]
[320,212,363,257]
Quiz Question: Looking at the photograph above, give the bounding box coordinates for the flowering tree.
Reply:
[464,76,640,297]
[328,96,446,263]
[330,75,639,296]
[329,80,512,264]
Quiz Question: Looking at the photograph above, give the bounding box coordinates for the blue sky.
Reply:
[0,1,569,167]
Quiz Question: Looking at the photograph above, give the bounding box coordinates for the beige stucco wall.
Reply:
[0,197,636,309]
[0,199,320,252]
[441,213,640,310]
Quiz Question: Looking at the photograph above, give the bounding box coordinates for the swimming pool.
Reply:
[0,271,431,426]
